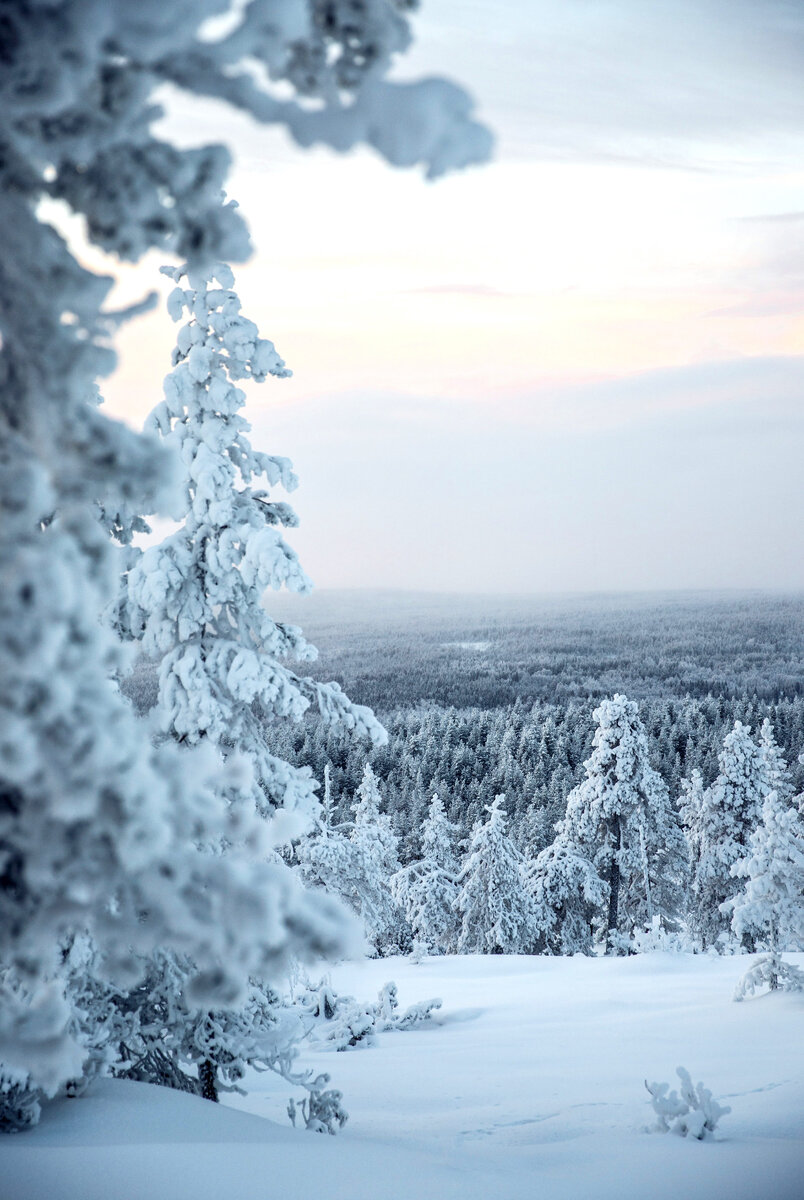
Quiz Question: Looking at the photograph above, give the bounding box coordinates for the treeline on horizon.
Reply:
[126,592,804,861]
[265,590,804,709]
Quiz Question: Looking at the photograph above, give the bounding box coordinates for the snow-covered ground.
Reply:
[5,953,803,1200]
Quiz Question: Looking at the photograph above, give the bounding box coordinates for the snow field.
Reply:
[4,953,803,1200]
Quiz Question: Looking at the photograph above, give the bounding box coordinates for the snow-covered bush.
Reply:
[0,1069,41,1133]
[733,954,804,1001]
[630,918,697,955]
[645,1067,730,1139]
[300,977,441,1052]
[287,1081,348,1137]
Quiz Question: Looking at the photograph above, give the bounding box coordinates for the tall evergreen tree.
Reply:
[350,765,406,954]
[456,796,536,954]
[96,270,386,1099]
[123,266,384,818]
[758,719,794,805]
[391,793,460,953]
[690,722,769,949]
[727,790,804,960]
[0,0,489,1111]
[559,694,687,951]
[526,838,607,955]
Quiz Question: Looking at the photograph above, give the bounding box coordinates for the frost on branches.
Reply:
[112,269,387,1102]
[556,695,687,952]
[0,0,490,1113]
[391,793,461,954]
[456,796,536,954]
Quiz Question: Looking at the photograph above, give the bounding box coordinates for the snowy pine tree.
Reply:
[109,269,388,1099]
[456,796,536,954]
[350,766,407,955]
[124,265,384,819]
[727,790,804,970]
[525,838,607,955]
[559,695,688,951]
[690,722,769,949]
[391,793,461,954]
[758,719,794,805]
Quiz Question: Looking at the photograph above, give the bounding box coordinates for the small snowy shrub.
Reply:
[631,918,696,954]
[326,999,379,1052]
[733,954,804,1001]
[287,1078,348,1136]
[645,1067,730,1139]
[309,979,441,1051]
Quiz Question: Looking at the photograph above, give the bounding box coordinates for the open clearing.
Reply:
[5,953,803,1200]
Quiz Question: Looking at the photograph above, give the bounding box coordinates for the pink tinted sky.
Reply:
[102,0,804,592]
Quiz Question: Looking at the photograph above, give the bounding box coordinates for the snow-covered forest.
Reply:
[1,2,803,1198]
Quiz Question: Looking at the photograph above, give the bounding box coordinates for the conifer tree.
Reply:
[456,796,536,954]
[559,695,687,951]
[118,270,389,1096]
[350,766,407,954]
[123,266,384,819]
[690,722,769,949]
[526,838,607,955]
[758,719,794,805]
[391,794,461,953]
[727,790,804,968]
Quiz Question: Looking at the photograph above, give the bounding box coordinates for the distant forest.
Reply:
[125,590,804,858]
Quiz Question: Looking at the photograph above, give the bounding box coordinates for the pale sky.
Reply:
[103,0,804,593]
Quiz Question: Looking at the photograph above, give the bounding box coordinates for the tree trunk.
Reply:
[198,1059,218,1102]
[605,815,621,954]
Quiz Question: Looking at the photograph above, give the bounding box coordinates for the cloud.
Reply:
[250,352,804,591]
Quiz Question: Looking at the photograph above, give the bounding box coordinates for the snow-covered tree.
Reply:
[0,0,490,1110]
[109,268,389,1101]
[123,266,384,818]
[758,719,794,805]
[678,769,706,869]
[559,695,687,951]
[727,790,804,967]
[456,796,536,954]
[391,793,461,954]
[297,765,407,953]
[689,722,769,949]
[349,766,407,954]
[526,838,607,956]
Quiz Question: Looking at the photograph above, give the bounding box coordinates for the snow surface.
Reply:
[5,954,803,1200]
